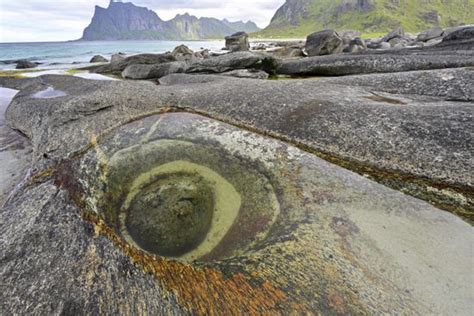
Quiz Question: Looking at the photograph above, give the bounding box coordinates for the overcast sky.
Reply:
[0,0,285,42]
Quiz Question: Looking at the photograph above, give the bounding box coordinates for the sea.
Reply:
[0,40,225,71]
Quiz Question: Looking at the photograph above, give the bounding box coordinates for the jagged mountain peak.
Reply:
[81,1,260,40]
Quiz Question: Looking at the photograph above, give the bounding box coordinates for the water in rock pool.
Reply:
[32,87,67,99]
[121,160,241,260]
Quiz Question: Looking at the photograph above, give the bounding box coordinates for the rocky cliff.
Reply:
[258,0,474,38]
[81,1,260,40]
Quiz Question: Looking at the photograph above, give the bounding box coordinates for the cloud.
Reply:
[0,0,285,42]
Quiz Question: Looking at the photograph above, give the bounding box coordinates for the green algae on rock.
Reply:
[123,167,217,258]
[74,118,281,263]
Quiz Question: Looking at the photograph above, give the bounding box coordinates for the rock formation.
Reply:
[305,29,344,56]
[15,60,38,69]
[81,1,260,40]
[90,55,108,63]
[225,32,250,52]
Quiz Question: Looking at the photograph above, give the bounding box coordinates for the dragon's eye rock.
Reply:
[77,114,280,263]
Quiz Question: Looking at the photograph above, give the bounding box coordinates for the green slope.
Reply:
[255,0,474,38]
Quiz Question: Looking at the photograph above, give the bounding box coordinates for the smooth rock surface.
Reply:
[277,43,474,76]
[186,51,277,74]
[225,32,250,52]
[442,25,474,42]
[0,68,472,314]
[305,29,344,56]
[110,53,126,63]
[1,73,472,220]
[158,73,223,86]
[90,55,109,63]
[92,53,177,74]
[220,69,269,79]
[122,61,188,79]
[325,67,474,102]
[1,105,472,314]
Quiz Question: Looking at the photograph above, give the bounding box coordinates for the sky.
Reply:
[0,0,285,42]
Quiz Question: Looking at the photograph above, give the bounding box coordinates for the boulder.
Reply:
[340,30,362,45]
[197,49,211,59]
[225,32,250,52]
[193,52,203,59]
[305,29,344,56]
[110,53,126,64]
[442,26,474,42]
[186,51,278,74]
[171,45,194,61]
[15,60,38,69]
[343,37,367,53]
[92,53,177,74]
[90,55,108,63]
[442,24,474,37]
[382,26,405,42]
[122,61,188,80]
[417,27,443,42]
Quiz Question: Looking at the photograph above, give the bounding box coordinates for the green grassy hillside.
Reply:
[255,0,474,38]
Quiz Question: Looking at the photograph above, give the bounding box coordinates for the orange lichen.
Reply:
[83,211,306,315]
[327,290,347,314]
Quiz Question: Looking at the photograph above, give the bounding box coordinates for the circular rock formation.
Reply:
[77,118,281,263]
[124,171,215,257]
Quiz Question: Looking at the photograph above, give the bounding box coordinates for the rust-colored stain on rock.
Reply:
[327,290,347,314]
[83,211,306,315]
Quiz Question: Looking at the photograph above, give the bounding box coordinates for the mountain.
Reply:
[163,14,259,40]
[257,0,474,38]
[81,0,260,41]
[222,19,260,33]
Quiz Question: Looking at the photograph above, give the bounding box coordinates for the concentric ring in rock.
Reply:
[76,117,281,263]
